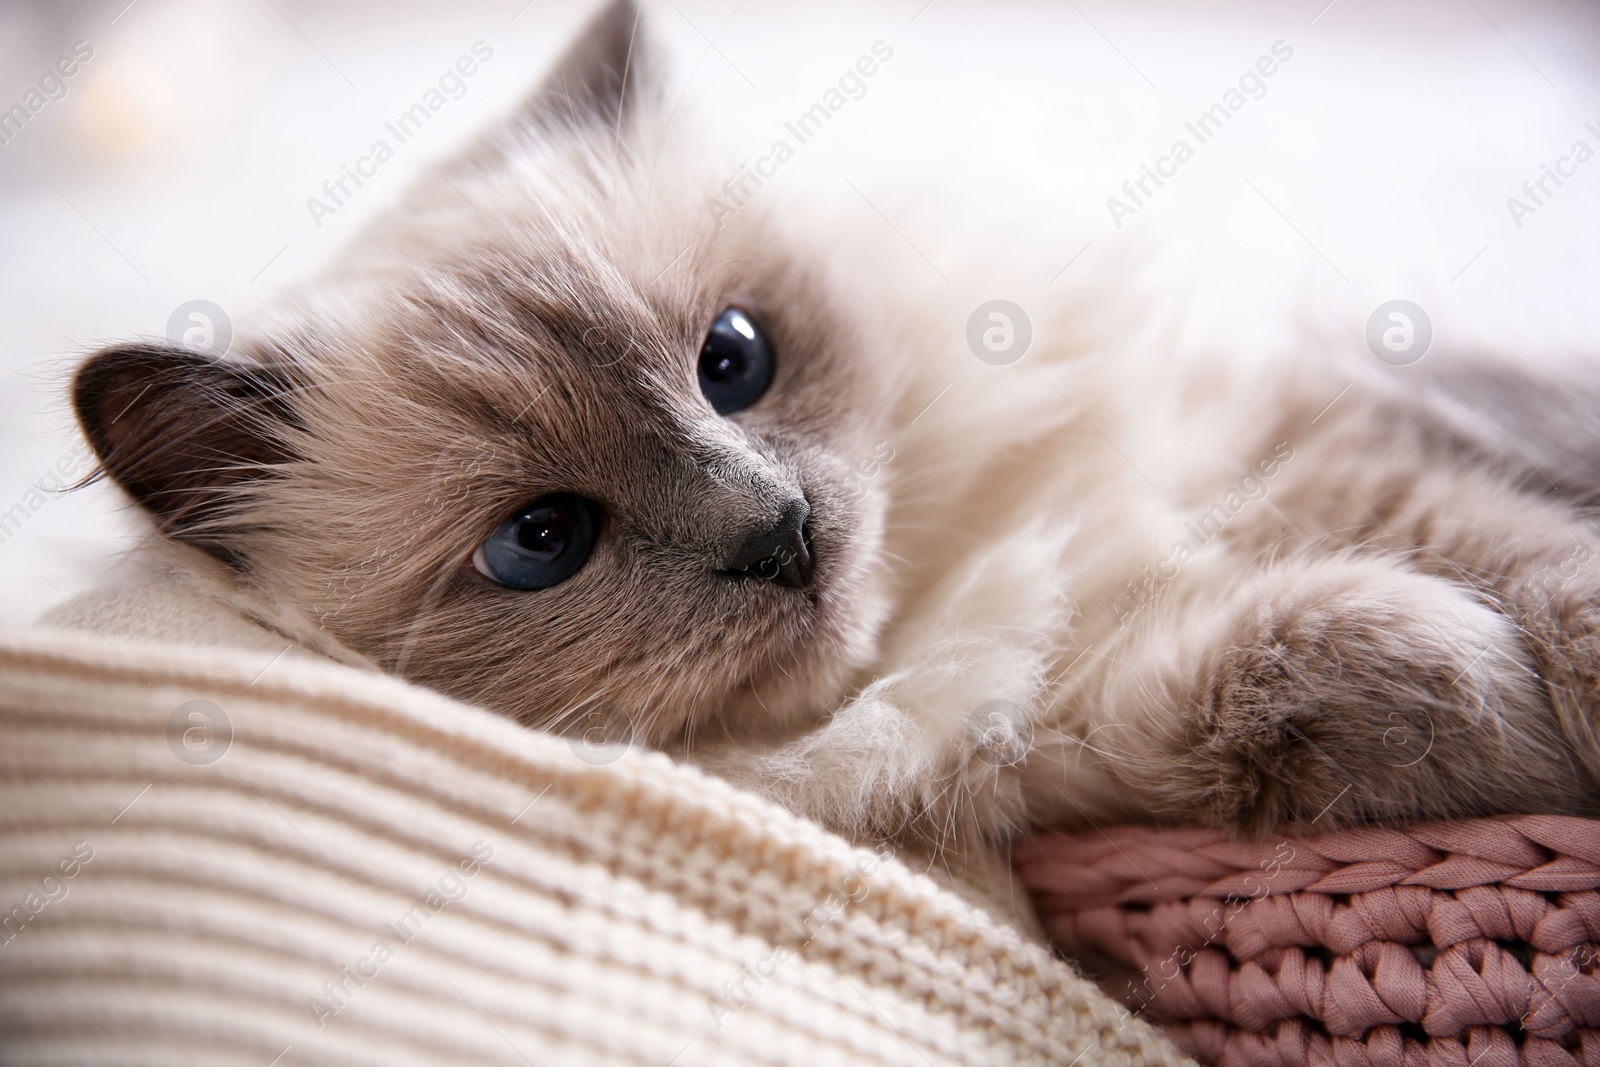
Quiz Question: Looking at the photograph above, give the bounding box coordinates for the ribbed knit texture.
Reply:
[0,624,1191,1067]
[1017,822,1600,1067]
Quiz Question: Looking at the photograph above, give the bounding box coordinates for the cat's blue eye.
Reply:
[698,307,773,415]
[473,494,597,590]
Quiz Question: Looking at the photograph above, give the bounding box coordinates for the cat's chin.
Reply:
[720,624,866,741]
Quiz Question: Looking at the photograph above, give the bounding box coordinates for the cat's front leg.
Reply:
[1072,553,1584,833]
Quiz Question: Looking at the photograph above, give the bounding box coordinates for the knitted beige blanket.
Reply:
[0,569,1190,1066]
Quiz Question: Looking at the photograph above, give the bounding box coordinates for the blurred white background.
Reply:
[2,0,1598,622]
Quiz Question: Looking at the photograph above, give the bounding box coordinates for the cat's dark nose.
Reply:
[721,497,814,589]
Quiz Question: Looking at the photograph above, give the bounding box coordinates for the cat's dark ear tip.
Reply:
[68,342,298,556]
[595,0,641,31]
[525,0,651,133]
[72,343,216,464]
[580,0,643,53]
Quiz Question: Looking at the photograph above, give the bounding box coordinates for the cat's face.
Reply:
[72,0,896,748]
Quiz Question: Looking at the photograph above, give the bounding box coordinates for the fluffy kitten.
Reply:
[72,1,1600,894]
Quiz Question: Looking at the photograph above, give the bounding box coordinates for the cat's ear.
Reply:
[72,343,298,559]
[522,0,653,134]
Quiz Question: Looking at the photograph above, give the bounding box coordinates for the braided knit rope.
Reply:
[1015,818,1600,1067]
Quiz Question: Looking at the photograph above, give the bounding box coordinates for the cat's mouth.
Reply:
[707,518,885,739]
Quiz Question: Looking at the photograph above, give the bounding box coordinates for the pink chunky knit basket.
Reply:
[1015,818,1600,1067]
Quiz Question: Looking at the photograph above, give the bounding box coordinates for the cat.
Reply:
[71,0,1600,904]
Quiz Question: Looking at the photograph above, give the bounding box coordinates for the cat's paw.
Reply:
[1121,557,1572,833]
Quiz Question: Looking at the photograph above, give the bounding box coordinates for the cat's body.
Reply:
[71,1,1600,908]
[702,301,1600,850]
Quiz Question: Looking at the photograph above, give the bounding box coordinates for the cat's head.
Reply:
[72,0,898,748]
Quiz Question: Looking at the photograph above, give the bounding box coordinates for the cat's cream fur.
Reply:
[72,1,1600,907]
